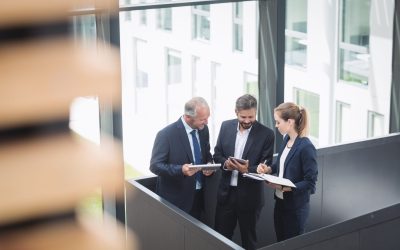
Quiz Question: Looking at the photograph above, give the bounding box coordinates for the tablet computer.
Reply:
[188,163,221,170]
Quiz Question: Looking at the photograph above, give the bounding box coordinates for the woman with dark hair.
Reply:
[257,102,318,242]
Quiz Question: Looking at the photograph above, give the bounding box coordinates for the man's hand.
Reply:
[182,164,199,176]
[265,183,292,192]
[230,158,249,174]
[202,169,215,176]
[224,159,236,171]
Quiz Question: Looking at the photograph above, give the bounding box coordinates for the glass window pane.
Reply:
[284,0,394,148]
[367,111,384,138]
[234,2,242,19]
[233,2,243,51]
[234,24,243,51]
[167,49,181,84]
[285,0,307,68]
[294,88,320,140]
[192,5,210,40]
[120,1,259,174]
[339,0,371,85]
[286,0,308,33]
[341,0,370,46]
[139,0,147,25]
[135,39,149,88]
[244,73,258,101]
[335,101,352,143]
[339,48,369,85]
[72,15,97,45]
[285,36,307,67]
[157,8,172,31]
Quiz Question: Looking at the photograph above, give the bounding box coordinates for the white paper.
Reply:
[243,173,296,188]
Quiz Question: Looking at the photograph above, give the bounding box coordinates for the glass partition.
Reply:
[120,1,259,174]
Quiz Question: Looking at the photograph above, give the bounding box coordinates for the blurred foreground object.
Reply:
[0,0,136,249]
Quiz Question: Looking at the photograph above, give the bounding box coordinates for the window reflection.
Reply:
[294,88,320,144]
[285,0,307,68]
[335,101,351,143]
[285,36,307,68]
[192,5,210,40]
[339,0,370,85]
[367,111,384,138]
[157,2,172,31]
[233,2,243,51]
[120,2,259,174]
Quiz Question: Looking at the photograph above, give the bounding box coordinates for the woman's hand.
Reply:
[257,163,271,174]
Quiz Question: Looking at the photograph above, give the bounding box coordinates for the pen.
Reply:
[261,160,268,174]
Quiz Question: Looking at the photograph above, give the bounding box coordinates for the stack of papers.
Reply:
[243,173,296,188]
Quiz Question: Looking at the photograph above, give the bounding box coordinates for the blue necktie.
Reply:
[190,130,203,189]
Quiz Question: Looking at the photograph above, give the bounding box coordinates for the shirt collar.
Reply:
[181,116,195,134]
[236,122,252,134]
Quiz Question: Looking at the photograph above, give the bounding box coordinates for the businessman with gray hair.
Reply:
[150,97,213,220]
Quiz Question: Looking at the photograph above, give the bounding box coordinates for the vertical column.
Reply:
[390,0,400,133]
[96,0,126,225]
[258,0,286,150]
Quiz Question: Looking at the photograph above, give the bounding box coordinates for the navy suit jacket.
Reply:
[213,119,275,211]
[150,118,212,213]
[271,135,318,210]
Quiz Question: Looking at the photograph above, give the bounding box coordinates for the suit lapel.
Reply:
[226,121,238,157]
[242,122,257,159]
[176,119,194,163]
[284,137,301,171]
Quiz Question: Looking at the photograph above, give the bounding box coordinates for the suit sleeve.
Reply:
[213,123,227,167]
[202,126,213,163]
[149,129,184,178]
[294,143,318,193]
[248,128,275,173]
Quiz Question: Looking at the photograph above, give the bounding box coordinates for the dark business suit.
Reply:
[270,135,318,241]
[213,119,274,250]
[150,118,212,215]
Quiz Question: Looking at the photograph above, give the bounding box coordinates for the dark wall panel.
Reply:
[321,141,400,226]
[126,180,244,250]
[126,134,400,250]
[126,184,184,250]
[297,232,359,250]
[360,217,400,250]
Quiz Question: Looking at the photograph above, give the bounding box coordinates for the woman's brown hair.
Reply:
[274,102,309,137]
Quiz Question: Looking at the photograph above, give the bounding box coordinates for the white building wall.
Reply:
[118,0,394,173]
[285,0,394,147]
[120,3,259,174]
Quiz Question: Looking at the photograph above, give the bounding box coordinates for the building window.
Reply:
[139,0,147,25]
[134,39,149,88]
[294,88,319,140]
[339,0,370,85]
[72,14,96,46]
[192,5,210,40]
[124,0,132,21]
[233,2,243,51]
[244,72,258,101]
[157,3,172,31]
[166,49,181,85]
[255,3,259,59]
[367,111,384,138]
[285,0,308,68]
[211,62,221,146]
[191,56,200,96]
[335,101,351,143]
